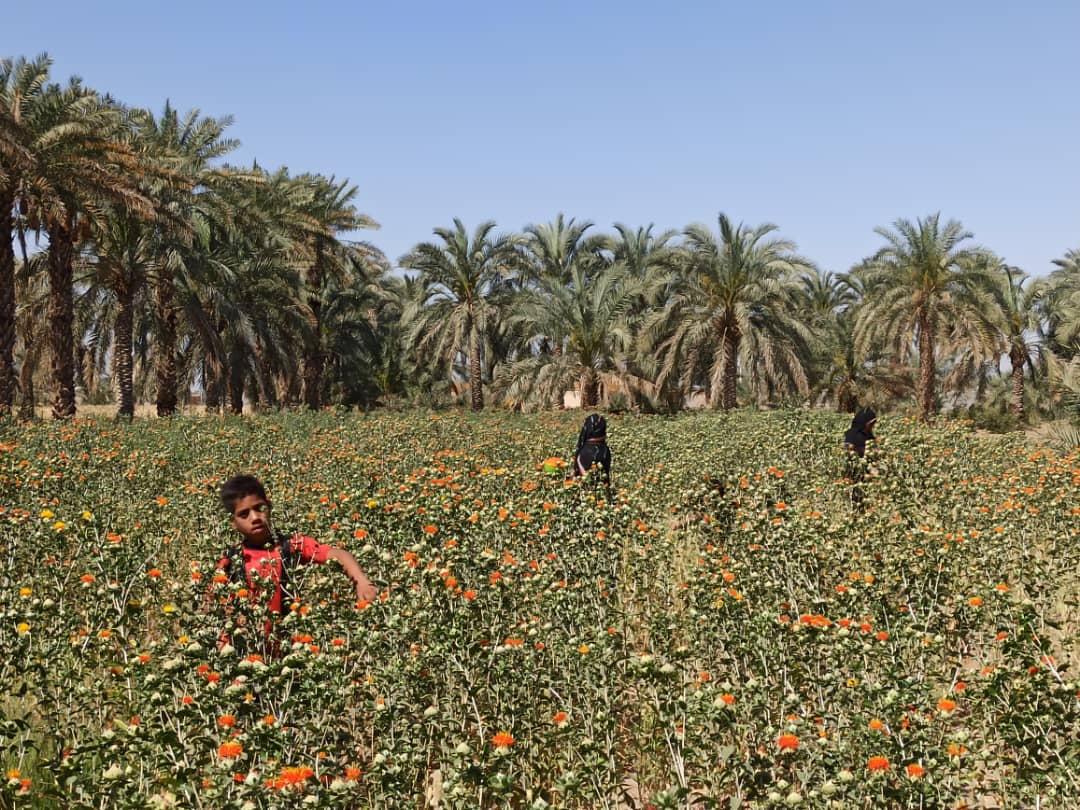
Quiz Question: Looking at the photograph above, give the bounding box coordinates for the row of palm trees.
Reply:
[2,54,385,420]
[400,213,1079,423]
[5,53,1080,423]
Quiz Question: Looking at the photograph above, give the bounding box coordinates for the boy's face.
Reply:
[231,494,272,544]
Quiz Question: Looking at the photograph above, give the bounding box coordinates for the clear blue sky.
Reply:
[5,0,1079,276]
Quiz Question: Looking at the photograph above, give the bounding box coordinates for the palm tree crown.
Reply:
[400,219,518,410]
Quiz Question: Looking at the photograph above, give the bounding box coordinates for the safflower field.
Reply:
[1,409,1078,809]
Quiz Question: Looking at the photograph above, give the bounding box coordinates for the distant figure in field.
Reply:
[843,407,877,508]
[570,413,612,488]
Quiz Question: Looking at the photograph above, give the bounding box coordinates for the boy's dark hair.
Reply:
[220,475,268,514]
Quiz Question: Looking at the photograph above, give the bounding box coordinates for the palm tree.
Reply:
[799,271,874,411]
[642,213,815,409]
[13,255,48,418]
[15,77,152,419]
[371,273,438,405]
[320,253,391,407]
[79,214,157,418]
[130,103,249,417]
[292,173,379,410]
[605,223,679,279]
[1040,248,1080,358]
[520,214,600,286]
[400,219,518,411]
[853,214,991,421]
[980,261,1042,421]
[801,270,859,328]
[0,55,49,414]
[604,223,682,409]
[494,261,655,410]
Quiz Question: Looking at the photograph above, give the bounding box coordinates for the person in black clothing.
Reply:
[843,407,877,508]
[844,407,877,458]
[569,413,612,487]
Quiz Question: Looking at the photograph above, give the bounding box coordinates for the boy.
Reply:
[216,475,378,619]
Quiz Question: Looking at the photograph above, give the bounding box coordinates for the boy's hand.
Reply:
[355,580,378,604]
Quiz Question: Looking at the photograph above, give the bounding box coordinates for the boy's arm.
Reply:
[326,547,378,603]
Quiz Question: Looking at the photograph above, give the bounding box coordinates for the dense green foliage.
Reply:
[1,410,1077,808]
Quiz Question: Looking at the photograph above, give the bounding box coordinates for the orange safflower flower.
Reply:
[147,568,162,578]
[719,693,736,705]
[868,718,884,731]
[217,715,237,728]
[867,756,890,771]
[905,763,925,779]
[777,734,799,751]
[968,596,983,607]
[553,711,569,725]
[266,766,315,790]
[79,574,95,584]
[462,590,477,600]
[947,743,967,757]
[937,698,957,713]
[345,766,362,781]
[218,742,243,759]
[423,524,438,534]
[492,731,515,748]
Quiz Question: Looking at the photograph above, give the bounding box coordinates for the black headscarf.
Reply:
[844,407,876,458]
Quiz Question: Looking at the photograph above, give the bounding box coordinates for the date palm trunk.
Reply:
[0,188,16,413]
[302,245,324,411]
[113,282,135,420]
[256,346,279,410]
[46,216,77,419]
[155,274,178,417]
[228,341,244,415]
[203,358,222,413]
[717,318,741,411]
[917,308,935,421]
[581,367,599,409]
[469,328,484,411]
[1010,345,1026,422]
[17,325,41,420]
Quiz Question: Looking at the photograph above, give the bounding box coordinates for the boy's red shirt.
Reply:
[217,534,330,613]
